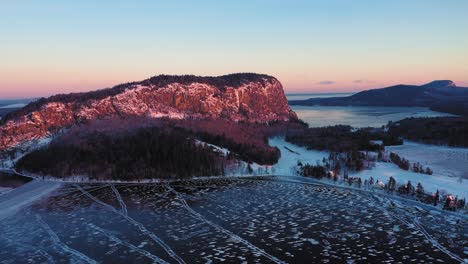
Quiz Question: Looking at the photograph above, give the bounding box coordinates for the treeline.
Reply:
[285,125,402,153]
[388,117,468,147]
[388,152,433,175]
[389,152,410,170]
[298,163,466,212]
[15,127,226,180]
[300,164,327,178]
[173,118,293,165]
[194,131,280,164]
[146,73,276,91]
[430,102,468,116]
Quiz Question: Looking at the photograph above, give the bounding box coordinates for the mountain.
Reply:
[289,80,468,115]
[0,73,297,151]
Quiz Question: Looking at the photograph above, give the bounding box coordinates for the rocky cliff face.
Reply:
[0,73,297,150]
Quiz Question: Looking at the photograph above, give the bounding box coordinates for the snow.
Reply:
[269,137,468,198]
[194,140,230,155]
[1,178,465,262]
[0,136,53,169]
[149,110,185,119]
[268,137,328,175]
[0,186,12,195]
[0,103,26,109]
[386,141,468,179]
[350,162,468,198]
[0,180,61,220]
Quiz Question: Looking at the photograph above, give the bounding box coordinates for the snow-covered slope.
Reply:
[268,137,328,175]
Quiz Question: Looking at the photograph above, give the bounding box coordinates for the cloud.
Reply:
[353,79,371,84]
[318,80,335,85]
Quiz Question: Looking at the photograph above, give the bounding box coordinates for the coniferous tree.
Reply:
[416,182,424,198]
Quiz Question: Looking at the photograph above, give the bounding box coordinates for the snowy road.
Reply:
[0,179,61,220]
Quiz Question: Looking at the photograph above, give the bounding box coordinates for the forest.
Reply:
[15,127,228,180]
[388,116,468,147]
[14,118,290,180]
[284,125,402,152]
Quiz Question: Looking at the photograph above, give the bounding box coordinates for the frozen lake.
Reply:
[0,177,466,263]
[290,105,453,128]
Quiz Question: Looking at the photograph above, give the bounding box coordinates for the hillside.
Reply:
[289,80,468,115]
[0,73,298,151]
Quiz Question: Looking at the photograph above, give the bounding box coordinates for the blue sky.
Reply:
[1,0,468,98]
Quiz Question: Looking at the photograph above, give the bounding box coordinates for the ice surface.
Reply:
[0,177,466,263]
[291,105,453,128]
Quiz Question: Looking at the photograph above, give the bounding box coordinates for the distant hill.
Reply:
[289,80,468,115]
[0,73,298,151]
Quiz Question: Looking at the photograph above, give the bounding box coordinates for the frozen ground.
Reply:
[350,162,468,198]
[386,141,468,180]
[0,177,466,263]
[0,186,12,195]
[269,137,328,175]
[270,137,468,199]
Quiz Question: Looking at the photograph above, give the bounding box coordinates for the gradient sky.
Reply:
[1,0,468,99]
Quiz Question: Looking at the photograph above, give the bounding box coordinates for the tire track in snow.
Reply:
[167,186,286,264]
[35,214,97,264]
[111,184,128,216]
[369,194,464,263]
[88,224,169,264]
[73,184,186,264]
[412,217,464,263]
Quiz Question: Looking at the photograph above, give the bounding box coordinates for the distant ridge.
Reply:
[289,80,468,115]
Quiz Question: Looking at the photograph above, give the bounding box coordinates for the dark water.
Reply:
[0,177,466,263]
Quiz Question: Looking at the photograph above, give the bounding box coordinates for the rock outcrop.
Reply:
[0,73,297,150]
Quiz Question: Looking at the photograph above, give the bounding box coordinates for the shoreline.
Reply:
[4,169,467,219]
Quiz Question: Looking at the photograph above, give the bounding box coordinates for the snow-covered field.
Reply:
[270,137,468,198]
[350,162,468,198]
[268,137,328,175]
[386,141,468,179]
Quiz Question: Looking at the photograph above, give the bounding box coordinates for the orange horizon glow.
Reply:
[1,71,468,99]
[2,1,468,99]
